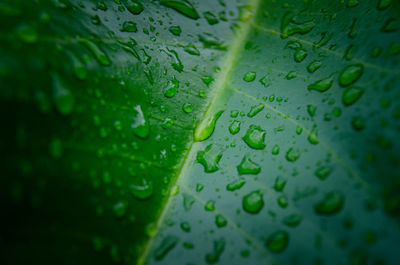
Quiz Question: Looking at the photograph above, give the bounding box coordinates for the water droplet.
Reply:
[121,21,137,32]
[215,214,227,227]
[378,0,392,10]
[164,77,179,98]
[281,13,315,38]
[259,75,271,87]
[307,104,317,117]
[242,125,266,149]
[381,18,399,32]
[130,179,153,200]
[131,105,150,138]
[237,156,261,175]
[124,0,143,15]
[266,231,289,253]
[274,176,286,192]
[315,166,332,180]
[35,90,51,114]
[346,0,359,7]
[351,116,365,131]
[205,200,215,211]
[197,144,222,173]
[113,201,126,218]
[277,195,289,208]
[52,75,75,115]
[182,103,193,113]
[230,110,239,118]
[314,191,345,215]
[294,48,307,62]
[243,190,264,214]
[339,64,363,86]
[180,221,191,232]
[80,39,111,66]
[194,110,224,141]
[285,147,300,162]
[308,76,334,92]
[169,25,181,36]
[160,0,200,20]
[203,11,219,25]
[183,44,200,56]
[243,71,256,82]
[15,24,38,43]
[348,18,358,38]
[308,128,319,145]
[226,178,246,191]
[286,71,297,80]
[229,120,241,135]
[342,86,363,106]
[247,104,264,117]
[154,235,179,260]
[282,214,302,227]
[307,60,322,73]
[205,238,225,264]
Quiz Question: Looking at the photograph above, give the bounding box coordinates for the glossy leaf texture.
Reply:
[0,0,241,264]
[1,0,400,265]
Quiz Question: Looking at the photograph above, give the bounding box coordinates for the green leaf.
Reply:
[1,0,400,265]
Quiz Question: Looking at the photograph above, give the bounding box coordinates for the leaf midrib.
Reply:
[136,0,263,263]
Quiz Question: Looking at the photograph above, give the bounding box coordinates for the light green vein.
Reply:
[136,0,262,263]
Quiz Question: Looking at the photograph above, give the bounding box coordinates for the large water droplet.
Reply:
[342,86,363,106]
[124,0,144,15]
[285,147,300,162]
[242,125,266,149]
[229,120,241,135]
[131,105,150,138]
[247,104,264,117]
[160,0,200,20]
[314,191,345,215]
[197,144,222,173]
[243,190,264,214]
[194,110,224,141]
[281,13,315,38]
[237,156,261,175]
[339,64,363,86]
[307,76,334,92]
[130,179,153,200]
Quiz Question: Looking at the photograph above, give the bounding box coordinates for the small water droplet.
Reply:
[346,0,359,8]
[229,120,241,135]
[226,178,246,191]
[124,0,144,15]
[315,166,332,180]
[282,214,302,227]
[266,231,289,253]
[205,200,215,211]
[215,214,227,227]
[308,76,334,92]
[205,238,225,264]
[237,156,261,175]
[121,21,137,32]
[342,86,363,106]
[164,77,179,98]
[285,147,300,162]
[154,235,179,260]
[339,64,363,86]
[243,190,264,214]
[52,75,75,115]
[247,104,264,117]
[130,179,153,200]
[169,25,181,36]
[308,128,319,145]
[243,71,256,82]
[203,11,219,25]
[281,13,315,38]
[307,60,322,73]
[314,191,345,215]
